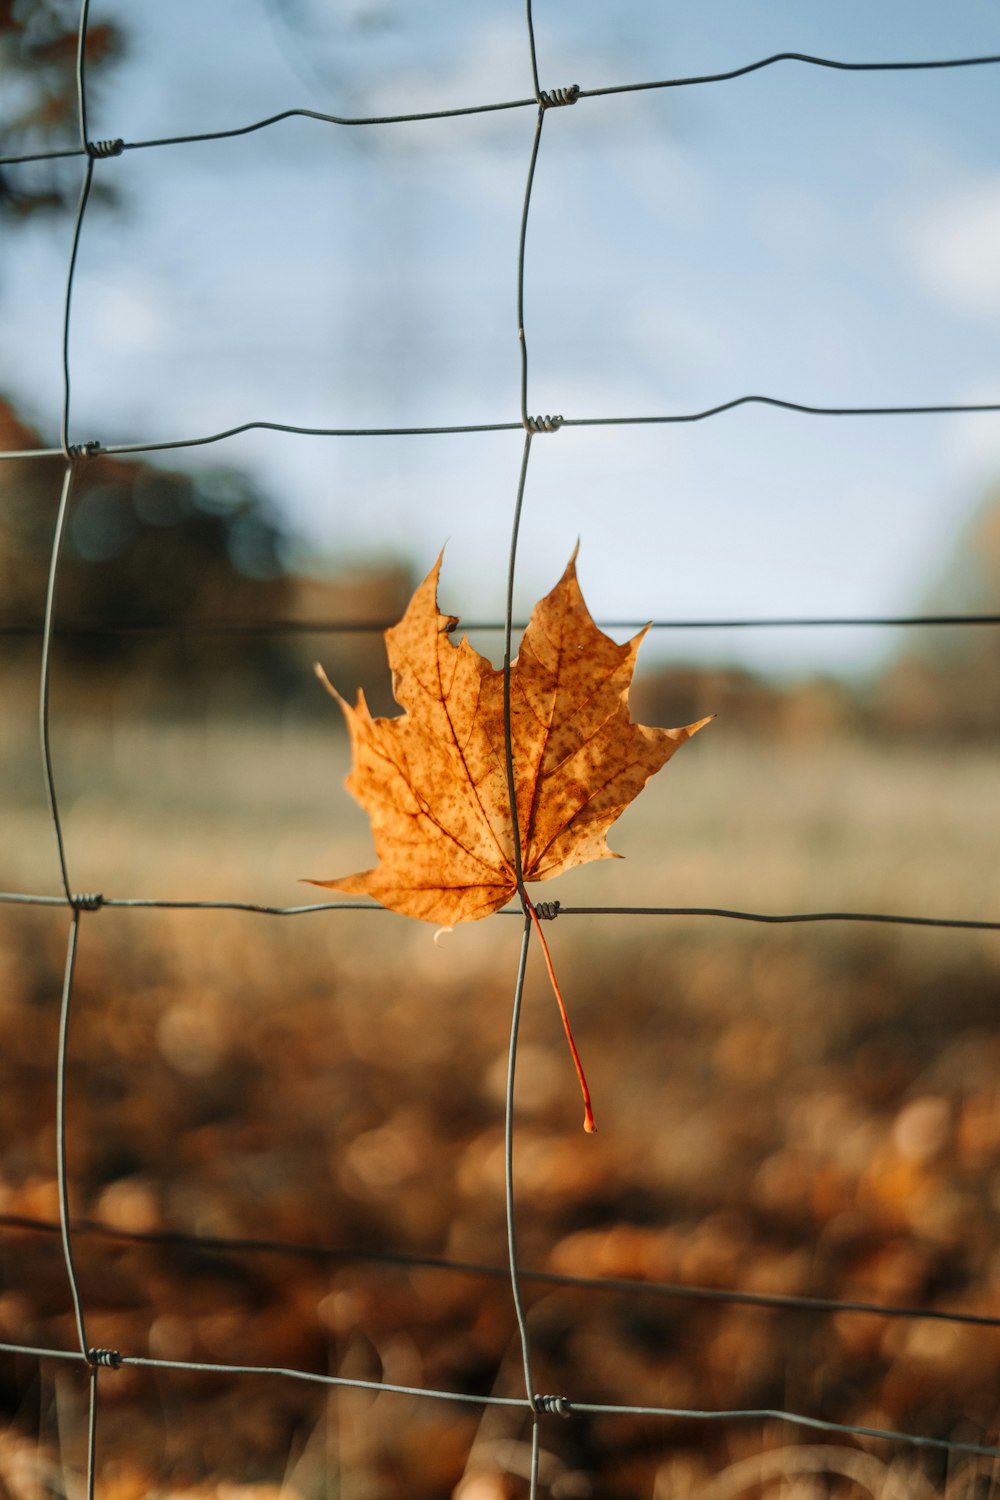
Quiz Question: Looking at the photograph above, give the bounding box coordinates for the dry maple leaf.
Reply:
[311,548,711,1129]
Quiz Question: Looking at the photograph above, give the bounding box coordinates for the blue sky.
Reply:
[4,0,1000,675]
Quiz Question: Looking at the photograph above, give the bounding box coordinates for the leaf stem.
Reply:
[524,895,597,1133]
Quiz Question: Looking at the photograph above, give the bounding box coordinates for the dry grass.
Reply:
[3,705,997,915]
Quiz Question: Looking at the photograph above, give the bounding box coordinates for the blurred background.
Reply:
[2,2,1000,1497]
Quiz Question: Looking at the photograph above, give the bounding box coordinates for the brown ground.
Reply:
[1,699,999,1499]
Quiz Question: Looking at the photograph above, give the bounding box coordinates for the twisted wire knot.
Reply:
[86,138,124,159]
[534,900,561,921]
[539,85,580,109]
[88,1348,122,1368]
[525,414,563,434]
[66,440,101,460]
[73,892,105,912]
[534,1393,572,1417]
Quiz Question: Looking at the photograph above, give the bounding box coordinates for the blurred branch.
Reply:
[0,0,122,223]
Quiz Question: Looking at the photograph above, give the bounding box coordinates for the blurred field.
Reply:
[3,695,999,914]
[2,699,1000,1499]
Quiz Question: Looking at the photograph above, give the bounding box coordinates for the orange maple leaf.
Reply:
[311,549,711,1129]
[313,548,709,920]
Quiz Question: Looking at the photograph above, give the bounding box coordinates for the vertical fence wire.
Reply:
[38,464,77,904]
[43,3,104,1496]
[499,9,545,1481]
[503,917,541,1487]
[53,912,87,1358]
[517,116,545,427]
[497,9,586,1479]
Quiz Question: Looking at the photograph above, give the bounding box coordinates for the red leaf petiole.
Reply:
[524,894,597,1133]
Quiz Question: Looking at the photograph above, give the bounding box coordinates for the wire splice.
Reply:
[524,414,563,433]
[88,1348,122,1368]
[65,440,101,459]
[534,1393,573,1416]
[85,138,124,159]
[72,892,104,912]
[533,900,561,921]
[538,85,580,109]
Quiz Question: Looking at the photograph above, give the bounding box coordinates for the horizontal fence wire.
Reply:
[5,396,1000,463]
[1,1337,1000,1460]
[0,892,998,929]
[2,47,1000,166]
[4,1210,1000,1330]
[3,1,1000,1492]
[2,612,1000,636]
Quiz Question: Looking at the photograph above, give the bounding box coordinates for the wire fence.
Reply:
[1,3,999,1498]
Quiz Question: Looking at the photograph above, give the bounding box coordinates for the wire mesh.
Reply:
[1,1,999,1496]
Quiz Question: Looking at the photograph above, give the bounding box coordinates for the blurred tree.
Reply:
[877,492,1000,739]
[0,397,412,713]
[632,664,857,746]
[0,0,122,222]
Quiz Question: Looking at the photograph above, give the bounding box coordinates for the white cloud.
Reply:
[363,20,533,135]
[937,379,1000,485]
[751,183,839,258]
[81,275,168,354]
[907,179,1000,319]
